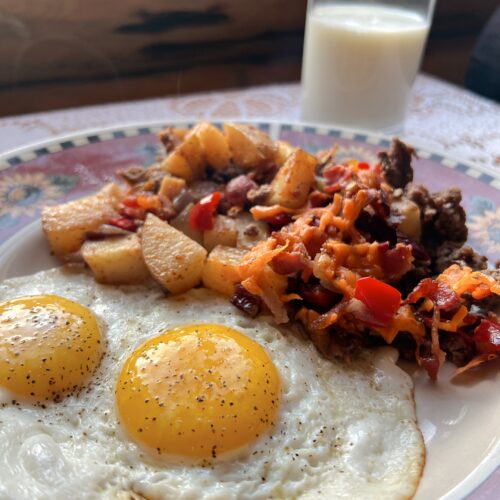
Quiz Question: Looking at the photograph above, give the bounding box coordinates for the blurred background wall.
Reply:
[0,0,497,117]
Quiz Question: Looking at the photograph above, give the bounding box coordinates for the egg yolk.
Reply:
[116,324,281,461]
[0,295,103,403]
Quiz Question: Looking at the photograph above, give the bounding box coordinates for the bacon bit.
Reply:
[452,353,498,378]
[272,252,307,275]
[108,217,137,232]
[437,265,500,300]
[240,238,284,276]
[323,164,351,193]
[415,307,446,381]
[311,299,349,330]
[417,354,441,381]
[304,232,328,259]
[474,319,500,354]
[407,278,460,312]
[378,243,414,281]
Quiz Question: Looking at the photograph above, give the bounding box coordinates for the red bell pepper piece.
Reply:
[189,192,222,231]
[354,277,401,327]
[474,319,500,354]
[357,162,370,170]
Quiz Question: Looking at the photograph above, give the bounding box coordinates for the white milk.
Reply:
[301,4,430,131]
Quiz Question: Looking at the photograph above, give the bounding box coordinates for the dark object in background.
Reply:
[465,6,500,102]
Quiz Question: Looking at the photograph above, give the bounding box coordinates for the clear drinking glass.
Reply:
[300,0,436,133]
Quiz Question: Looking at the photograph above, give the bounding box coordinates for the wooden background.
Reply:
[0,0,497,117]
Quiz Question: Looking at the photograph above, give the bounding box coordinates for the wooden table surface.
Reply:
[1,74,499,176]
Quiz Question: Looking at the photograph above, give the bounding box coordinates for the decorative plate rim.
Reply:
[1,119,499,190]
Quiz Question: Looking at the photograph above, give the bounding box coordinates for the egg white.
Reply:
[0,267,424,499]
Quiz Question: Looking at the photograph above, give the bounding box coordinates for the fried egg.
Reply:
[0,268,424,499]
[0,295,103,403]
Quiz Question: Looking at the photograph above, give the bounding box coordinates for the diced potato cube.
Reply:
[223,123,277,168]
[158,175,186,200]
[81,234,150,285]
[268,149,318,208]
[160,131,206,182]
[203,215,238,252]
[235,213,269,250]
[141,214,207,294]
[275,140,297,166]
[202,245,246,296]
[170,203,203,244]
[392,199,421,241]
[41,183,123,259]
[193,122,232,170]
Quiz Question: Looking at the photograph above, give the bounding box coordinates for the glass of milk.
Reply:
[301,0,435,132]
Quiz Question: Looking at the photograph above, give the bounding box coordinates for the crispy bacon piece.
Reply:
[272,252,308,275]
[406,278,460,311]
[416,307,446,380]
[417,354,441,381]
[108,217,137,232]
[474,319,500,354]
[311,299,349,330]
[378,243,414,282]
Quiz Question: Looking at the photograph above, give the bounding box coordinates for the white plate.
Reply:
[0,121,499,499]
